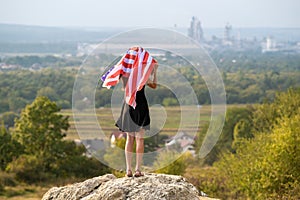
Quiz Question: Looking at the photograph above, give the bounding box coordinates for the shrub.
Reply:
[183,166,233,199]
[6,155,54,184]
[0,171,17,187]
[153,151,193,175]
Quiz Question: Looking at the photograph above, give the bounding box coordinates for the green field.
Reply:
[61,105,217,140]
[63,104,249,142]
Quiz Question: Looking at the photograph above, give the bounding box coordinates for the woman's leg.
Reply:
[135,129,145,175]
[125,132,135,176]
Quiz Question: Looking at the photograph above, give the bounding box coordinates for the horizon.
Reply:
[2,22,300,30]
[1,23,300,44]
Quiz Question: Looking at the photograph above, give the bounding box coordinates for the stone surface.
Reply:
[42,173,218,200]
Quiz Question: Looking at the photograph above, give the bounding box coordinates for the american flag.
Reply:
[101,47,157,108]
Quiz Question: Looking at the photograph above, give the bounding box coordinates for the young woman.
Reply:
[116,63,158,177]
[102,46,158,177]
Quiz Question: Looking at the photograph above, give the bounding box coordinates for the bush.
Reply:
[6,155,54,184]
[183,166,232,199]
[200,89,300,199]
[153,151,193,175]
[215,114,300,199]
[0,182,3,193]
[162,98,178,106]
[0,112,19,128]
[0,171,17,187]
[0,125,24,171]
[56,153,110,179]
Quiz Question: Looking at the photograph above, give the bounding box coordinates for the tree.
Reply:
[36,86,59,101]
[9,96,109,182]
[0,101,9,113]
[13,96,69,172]
[212,89,300,199]
[8,97,28,113]
[162,97,178,106]
[232,118,254,149]
[0,112,19,128]
[199,106,254,165]
[252,88,300,133]
[0,123,23,171]
[260,114,300,199]
[215,114,300,199]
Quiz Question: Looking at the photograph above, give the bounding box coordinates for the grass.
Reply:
[0,177,91,200]
[63,104,247,140]
[1,185,48,200]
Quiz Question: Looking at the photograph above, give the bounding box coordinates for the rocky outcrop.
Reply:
[42,173,218,200]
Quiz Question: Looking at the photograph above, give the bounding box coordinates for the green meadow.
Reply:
[61,105,216,140]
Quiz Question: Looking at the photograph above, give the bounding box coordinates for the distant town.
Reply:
[0,16,300,57]
[0,16,300,71]
[76,16,300,56]
[187,16,300,53]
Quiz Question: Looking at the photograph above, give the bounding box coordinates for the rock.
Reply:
[42,173,218,200]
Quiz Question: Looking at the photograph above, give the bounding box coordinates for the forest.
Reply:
[0,50,299,199]
[0,50,299,115]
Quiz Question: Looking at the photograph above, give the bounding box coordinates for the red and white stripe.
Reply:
[102,47,157,108]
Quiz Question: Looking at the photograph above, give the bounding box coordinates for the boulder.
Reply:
[42,173,218,200]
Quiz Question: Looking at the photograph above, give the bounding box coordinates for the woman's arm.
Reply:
[147,64,158,89]
[120,75,128,89]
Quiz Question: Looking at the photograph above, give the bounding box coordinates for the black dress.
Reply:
[116,86,150,132]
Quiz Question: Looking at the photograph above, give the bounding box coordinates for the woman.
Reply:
[116,63,158,177]
[102,47,158,177]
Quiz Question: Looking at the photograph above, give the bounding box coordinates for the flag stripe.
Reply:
[102,46,156,108]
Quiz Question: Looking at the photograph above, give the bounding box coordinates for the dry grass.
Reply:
[1,185,49,200]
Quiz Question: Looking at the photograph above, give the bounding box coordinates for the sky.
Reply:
[0,0,299,28]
